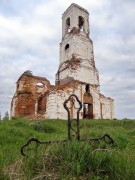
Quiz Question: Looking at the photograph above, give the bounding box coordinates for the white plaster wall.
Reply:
[46,83,103,120]
[45,83,114,120]
[46,91,67,119]
[60,34,93,64]
[46,84,83,119]
[56,86,82,119]
[100,97,115,119]
[111,101,115,119]
[58,60,100,91]
[10,96,16,117]
[57,94,67,119]
[91,89,101,119]
[76,65,99,88]
[46,92,58,119]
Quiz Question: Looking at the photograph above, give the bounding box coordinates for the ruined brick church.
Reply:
[11,3,115,119]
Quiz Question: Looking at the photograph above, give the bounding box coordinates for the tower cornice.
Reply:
[62,3,89,17]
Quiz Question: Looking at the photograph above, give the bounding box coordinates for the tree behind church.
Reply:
[2,111,9,120]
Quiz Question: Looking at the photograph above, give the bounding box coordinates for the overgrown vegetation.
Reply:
[0,119,135,179]
[2,111,9,120]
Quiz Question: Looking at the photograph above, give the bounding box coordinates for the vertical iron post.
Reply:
[63,94,82,141]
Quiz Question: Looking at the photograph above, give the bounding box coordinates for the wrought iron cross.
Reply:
[21,94,114,156]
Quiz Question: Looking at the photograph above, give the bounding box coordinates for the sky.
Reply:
[0,0,135,119]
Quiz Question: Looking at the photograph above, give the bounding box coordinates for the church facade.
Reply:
[11,4,115,119]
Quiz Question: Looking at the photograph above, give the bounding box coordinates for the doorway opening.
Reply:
[83,85,93,119]
[37,96,46,114]
[83,103,93,119]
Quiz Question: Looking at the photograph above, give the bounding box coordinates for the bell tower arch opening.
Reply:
[78,16,84,31]
[66,17,70,33]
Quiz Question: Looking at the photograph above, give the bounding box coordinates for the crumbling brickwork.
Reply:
[11,3,115,119]
[11,71,50,118]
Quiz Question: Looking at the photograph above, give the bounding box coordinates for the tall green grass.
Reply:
[0,119,135,179]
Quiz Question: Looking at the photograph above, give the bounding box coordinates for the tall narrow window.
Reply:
[65,44,69,59]
[65,44,69,51]
[86,84,90,93]
[66,18,70,33]
[78,16,84,31]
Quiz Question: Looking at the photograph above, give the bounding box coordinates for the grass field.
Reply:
[0,119,135,179]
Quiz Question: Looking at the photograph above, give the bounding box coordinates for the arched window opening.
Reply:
[86,84,90,93]
[65,44,69,51]
[79,16,84,31]
[66,18,70,33]
[36,82,44,87]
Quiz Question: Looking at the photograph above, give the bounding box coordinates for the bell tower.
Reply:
[11,3,115,120]
[56,3,100,91]
[62,3,89,38]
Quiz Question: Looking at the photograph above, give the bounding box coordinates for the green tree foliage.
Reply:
[2,111,9,120]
